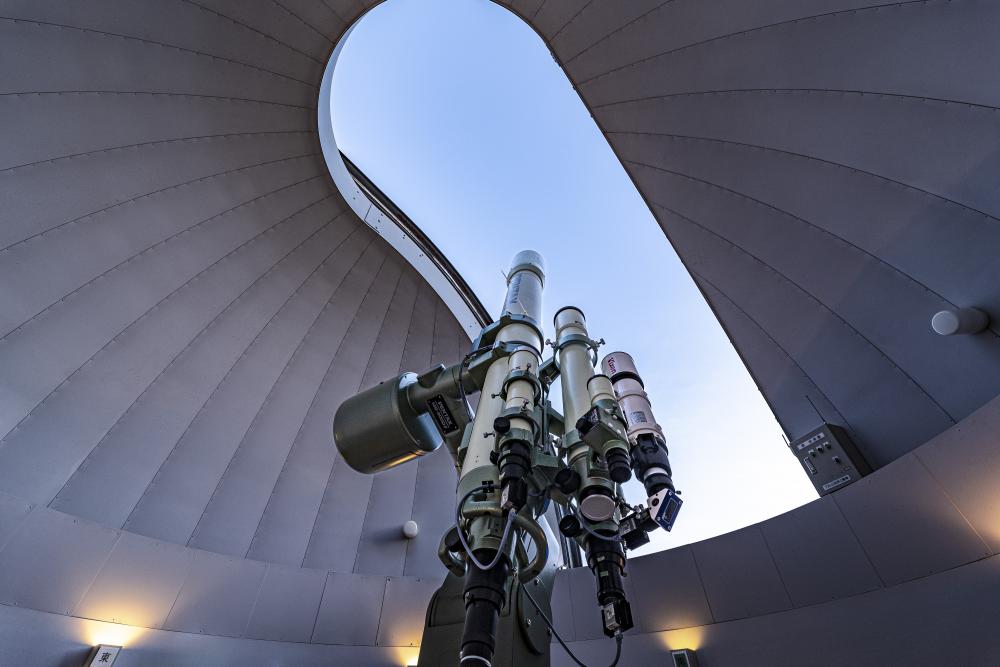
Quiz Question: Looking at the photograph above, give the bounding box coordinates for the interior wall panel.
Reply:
[660,206,956,465]
[50,211,356,528]
[0,130,319,251]
[0,18,316,104]
[697,279,850,443]
[119,208,351,545]
[618,141,1000,418]
[0,0,326,80]
[0,178,333,504]
[247,251,398,566]
[243,563,327,643]
[184,228,377,556]
[302,261,415,571]
[161,550,266,637]
[0,508,120,616]
[74,531,195,629]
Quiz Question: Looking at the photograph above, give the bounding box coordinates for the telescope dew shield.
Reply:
[601,351,662,441]
[503,250,544,325]
[333,372,441,474]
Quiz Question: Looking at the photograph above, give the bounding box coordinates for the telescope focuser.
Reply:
[631,431,674,497]
[576,405,632,484]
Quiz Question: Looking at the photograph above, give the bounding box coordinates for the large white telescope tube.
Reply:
[459,251,544,480]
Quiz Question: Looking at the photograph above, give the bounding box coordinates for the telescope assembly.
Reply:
[334,251,682,666]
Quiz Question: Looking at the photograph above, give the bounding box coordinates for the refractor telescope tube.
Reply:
[601,351,674,497]
[460,251,544,480]
[555,308,633,637]
[554,307,613,521]
[458,251,544,666]
[553,307,593,427]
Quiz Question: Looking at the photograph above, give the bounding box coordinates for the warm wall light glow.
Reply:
[658,626,705,652]
[392,646,420,666]
[82,620,144,649]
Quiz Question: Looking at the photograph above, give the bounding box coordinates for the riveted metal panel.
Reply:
[121,206,349,545]
[312,572,386,645]
[192,0,335,60]
[0,18,314,105]
[281,0,350,43]
[508,0,547,23]
[74,531,194,628]
[565,565,604,641]
[403,448,459,578]
[692,526,792,622]
[698,279,847,442]
[187,229,375,557]
[597,90,1000,226]
[604,123,1000,360]
[1,0,323,81]
[660,214,954,467]
[301,259,406,570]
[376,576,440,647]
[0,158,322,340]
[549,0,661,62]
[244,563,326,642]
[549,568,576,643]
[325,0,368,25]
[163,551,266,637]
[400,294,462,578]
[563,0,886,82]
[628,545,713,633]
[354,462,420,577]
[359,268,420,390]
[0,131,318,252]
[53,209,354,531]
[0,178,331,507]
[578,4,1000,109]
[0,493,32,552]
[246,245,389,565]
[531,0,590,41]
[345,270,421,575]
[759,496,882,607]
[916,394,1000,552]
[0,508,119,615]
[834,453,991,586]
[0,94,311,174]
[0,174,326,450]
[397,282,439,374]
[617,138,1000,421]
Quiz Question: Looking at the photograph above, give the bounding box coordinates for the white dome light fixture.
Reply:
[931,307,990,336]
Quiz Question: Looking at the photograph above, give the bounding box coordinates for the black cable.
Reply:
[456,485,516,571]
[521,582,624,667]
[567,502,622,543]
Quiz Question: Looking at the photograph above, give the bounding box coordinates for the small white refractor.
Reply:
[333,251,682,667]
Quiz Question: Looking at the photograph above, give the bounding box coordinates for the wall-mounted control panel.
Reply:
[789,424,871,496]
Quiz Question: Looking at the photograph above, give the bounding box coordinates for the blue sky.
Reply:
[331,0,817,554]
